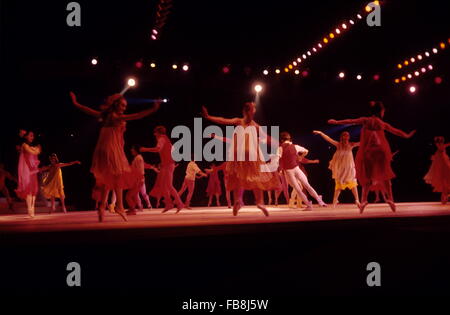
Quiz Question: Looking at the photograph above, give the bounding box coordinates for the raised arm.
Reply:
[202,106,241,126]
[211,133,231,143]
[57,161,81,168]
[383,122,416,139]
[141,136,165,153]
[313,130,339,147]
[328,118,366,125]
[122,101,161,121]
[70,92,101,117]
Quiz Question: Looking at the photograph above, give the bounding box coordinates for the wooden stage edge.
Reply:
[0,202,449,235]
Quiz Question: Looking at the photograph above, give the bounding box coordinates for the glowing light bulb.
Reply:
[263,69,269,75]
[338,72,345,79]
[127,78,136,87]
[254,84,263,93]
[91,58,98,65]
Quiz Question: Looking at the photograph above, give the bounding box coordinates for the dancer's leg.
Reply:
[359,184,370,213]
[226,189,232,208]
[253,189,269,216]
[295,168,325,206]
[26,194,33,217]
[207,195,213,207]
[332,188,341,208]
[215,194,221,206]
[185,180,195,208]
[139,183,152,208]
[383,180,396,212]
[232,189,243,215]
[178,179,188,198]
[114,188,128,221]
[351,187,360,207]
[286,168,312,209]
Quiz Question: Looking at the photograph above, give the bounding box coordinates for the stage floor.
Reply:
[0,202,449,234]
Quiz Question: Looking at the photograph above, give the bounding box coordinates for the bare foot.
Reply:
[358,202,368,214]
[387,200,396,212]
[256,204,269,217]
[233,201,242,216]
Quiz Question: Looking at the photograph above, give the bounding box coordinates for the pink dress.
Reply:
[16,143,40,199]
[424,144,450,193]
[356,117,395,188]
[91,114,132,190]
[206,168,222,196]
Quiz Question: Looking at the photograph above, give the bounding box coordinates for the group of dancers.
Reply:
[1,93,449,221]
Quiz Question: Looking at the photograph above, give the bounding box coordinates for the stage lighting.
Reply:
[407,74,412,79]
[172,64,178,70]
[410,57,415,63]
[342,23,347,30]
[425,51,430,57]
[409,85,417,94]
[302,70,309,77]
[356,74,362,80]
[135,61,143,69]
[150,62,156,68]
[254,84,263,93]
[421,67,426,73]
[404,60,409,66]
[414,71,420,76]
[313,48,317,52]
[401,76,406,81]
[417,55,423,60]
[329,33,335,39]
[397,64,402,69]
[428,65,433,70]
[275,69,281,74]
[338,72,345,79]
[432,48,438,54]
[357,14,363,19]
[302,54,307,59]
[440,42,446,49]
[127,78,137,87]
[288,64,293,69]
[435,77,443,84]
[151,34,157,40]
[163,99,168,103]
[182,64,189,71]
[307,51,311,56]
[91,58,98,65]
[263,70,269,75]
[373,74,380,81]
[335,28,341,34]
[152,29,158,35]
[294,70,300,75]
[323,38,329,44]
[284,67,289,73]
[349,19,355,25]
[318,43,323,49]
[222,66,230,74]
[395,78,400,84]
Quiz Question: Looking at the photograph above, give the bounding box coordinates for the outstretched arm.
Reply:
[313,130,339,147]
[328,118,365,125]
[202,106,241,126]
[383,122,416,138]
[211,133,231,143]
[57,161,81,168]
[70,92,101,117]
[122,101,161,121]
[141,136,165,153]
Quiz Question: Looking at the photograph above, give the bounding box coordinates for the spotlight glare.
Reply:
[425,51,430,57]
[275,69,281,74]
[263,69,269,75]
[373,74,380,81]
[152,29,158,35]
[307,51,311,56]
[394,78,400,84]
[428,65,433,70]
[151,34,157,40]
[293,61,297,66]
[338,72,345,79]
[414,71,420,76]
[409,85,417,94]
[318,43,323,48]
[302,70,309,77]
[335,28,341,34]
[91,58,98,65]
[297,57,302,62]
[323,38,329,44]
[254,84,263,93]
[342,23,347,29]
[404,60,409,66]
[150,62,156,68]
[288,64,293,69]
[410,57,415,63]
[329,33,335,39]
[313,48,317,52]
[432,48,438,54]
[172,64,178,70]
[182,64,189,71]
[357,14,363,19]
[440,42,446,49]
[349,19,355,25]
[435,77,443,84]
[356,74,362,80]
[397,64,402,69]
[401,76,406,81]
[407,74,412,79]
[421,67,426,73]
[127,78,137,87]
[135,61,143,68]
[417,55,422,60]
[222,66,230,74]
[294,69,300,75]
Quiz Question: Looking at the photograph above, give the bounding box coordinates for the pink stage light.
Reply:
[338,72,345,79]
[435,77,443,84]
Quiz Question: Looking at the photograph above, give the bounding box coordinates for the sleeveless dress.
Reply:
[355,117,395,188]
[424,144,450,193]
[16,143,40,199]
[329,143,358,190]
[225,121,280,191]
[41,166,65,198]
[91,114,132,190]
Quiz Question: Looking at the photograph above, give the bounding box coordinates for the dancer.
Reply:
[202,102,280,216]
[141,126,184,213]
[313,130,360,208]
[126,145,152,215]
[145,163,162,207]
[0,163,16,211]
[205,163,222,207]
[328,101,415,213]
[15,131,41,218]
[92,183,102,210]
[178,157,207,209]
[278,132,327,211]
[69,91,160,222]
[40,153,80,213]
[424,136,450,204]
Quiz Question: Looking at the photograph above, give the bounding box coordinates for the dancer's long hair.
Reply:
[99,94,125,122]
[369,101,385,118]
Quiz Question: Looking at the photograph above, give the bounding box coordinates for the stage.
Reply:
[0,202,449,236]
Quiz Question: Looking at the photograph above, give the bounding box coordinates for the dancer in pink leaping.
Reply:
[424,136,450,204]
[141,126,184,213]
[328,101,415,213]
[202,102,280,216]
[15,131,41,218]
[69,92,160,222]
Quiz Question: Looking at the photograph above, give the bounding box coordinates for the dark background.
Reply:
[0,0,449,209]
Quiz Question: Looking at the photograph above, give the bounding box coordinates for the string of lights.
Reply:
[151,0,173,41]
[262,1,380,76]
[396,39,449,70]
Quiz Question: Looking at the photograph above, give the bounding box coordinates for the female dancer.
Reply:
[126,145,152,215]
[205,163,222,207]
[0,163,16,211]
[15,131,41,218]
[69,92,160,222]
[40,153,80,213]
[141,126,184,213]
[313,130,360,208]
[328,101,415,213]
[202,102,280,216]
[424,136,450,204]
[145,162,162,207]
